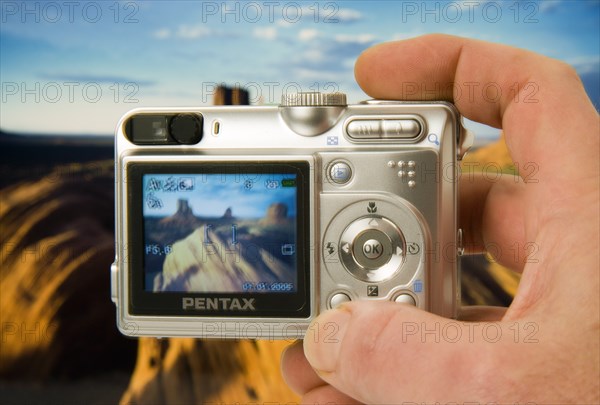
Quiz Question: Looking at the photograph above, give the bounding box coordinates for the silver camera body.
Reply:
[111,92,472,339]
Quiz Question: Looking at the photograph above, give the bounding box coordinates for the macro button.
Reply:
[381,120,421,139]
[329,292,351,309]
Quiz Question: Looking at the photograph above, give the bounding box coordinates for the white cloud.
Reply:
[153,28,171,39]
[303,49,326,62]
[152,25,236,40]
[566,55,600,75]
[299,29,319,41]
[334,34,377,44]
[275,6,362,26]
[539,0,562,13]
[177,25,212,39]
[392,32,416,41]
[293,67,341,81]
[276,19,295,28]
[336,8,363,23]
[253,27,277,40]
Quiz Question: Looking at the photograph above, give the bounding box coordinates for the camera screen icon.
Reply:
[178,177,194,191]
[281,244,295,256]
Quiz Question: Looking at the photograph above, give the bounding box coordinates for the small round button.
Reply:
[352,229,393,270]
[394,293,416,306]
[329,292,351,309]
[329,161,352,184]
[362,239,383,259]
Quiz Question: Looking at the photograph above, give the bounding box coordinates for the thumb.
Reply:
[303,301,516,403]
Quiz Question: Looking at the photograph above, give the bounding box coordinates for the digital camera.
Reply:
[111,92,473,339]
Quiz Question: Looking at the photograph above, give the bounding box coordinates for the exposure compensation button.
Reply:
[346,119,421,140]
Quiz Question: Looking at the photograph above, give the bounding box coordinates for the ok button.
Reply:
[351,229,393,270]
[362,239,383,259]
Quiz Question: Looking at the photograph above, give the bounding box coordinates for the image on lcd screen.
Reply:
[142,173,298,294]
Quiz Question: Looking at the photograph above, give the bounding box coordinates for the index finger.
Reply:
[354,34,598,190]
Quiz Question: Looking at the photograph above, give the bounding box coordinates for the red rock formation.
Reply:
[260,202,289,226]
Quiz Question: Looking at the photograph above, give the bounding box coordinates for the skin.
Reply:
[281,34,600,404]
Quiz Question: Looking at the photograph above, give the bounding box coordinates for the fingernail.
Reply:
[303,305,351,373]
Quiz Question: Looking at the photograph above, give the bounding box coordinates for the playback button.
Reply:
[328,161,352,184]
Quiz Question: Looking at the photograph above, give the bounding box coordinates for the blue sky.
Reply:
[143,173,297,218]
[1,0,598,139]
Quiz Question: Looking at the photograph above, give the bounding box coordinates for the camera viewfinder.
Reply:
[125,113,203,145]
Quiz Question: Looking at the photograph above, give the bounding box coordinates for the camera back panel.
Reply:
[112,97,471,339]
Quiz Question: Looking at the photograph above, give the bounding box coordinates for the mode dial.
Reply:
[279,92,347,137]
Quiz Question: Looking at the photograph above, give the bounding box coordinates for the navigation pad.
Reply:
[339,216,406,282]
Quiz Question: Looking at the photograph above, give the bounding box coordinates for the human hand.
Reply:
[281,34,599,404]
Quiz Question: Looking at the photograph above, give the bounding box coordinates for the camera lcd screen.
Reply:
[142,173,299,293]
[127,162,311,317]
